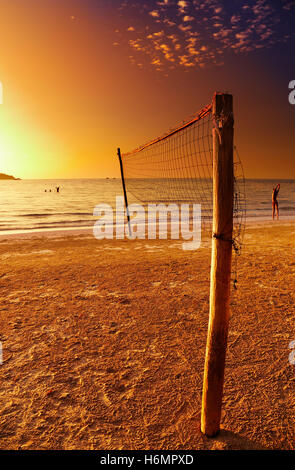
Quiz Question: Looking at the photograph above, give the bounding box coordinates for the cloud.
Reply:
[179,54,195,67]
[149,10,159,17]
[178,23,192,32]
[117,0,295,72]
[231,14,241,24]
[159,43,175,61]
[283,1,295,10]
[178,1,188,14]
[183,15,194,22]
[151,57,162,66]
[150,30,165,37]
[163,18,176,27]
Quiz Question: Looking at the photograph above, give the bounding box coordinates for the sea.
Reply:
[0,178,294,235]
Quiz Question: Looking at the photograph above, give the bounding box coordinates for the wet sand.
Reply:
[0,222,294,450]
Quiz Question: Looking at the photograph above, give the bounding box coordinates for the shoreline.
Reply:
[0,216,295,241]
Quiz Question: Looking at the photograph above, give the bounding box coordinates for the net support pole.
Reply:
[201,93,234,437]
[117,147,132,237]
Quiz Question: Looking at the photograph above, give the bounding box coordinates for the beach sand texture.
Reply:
[0,223,294,450]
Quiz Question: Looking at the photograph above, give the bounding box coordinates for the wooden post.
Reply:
[117,148,132,237]
[201,93,234,437]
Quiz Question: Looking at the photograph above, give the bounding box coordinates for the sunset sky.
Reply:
[0,0,294,179]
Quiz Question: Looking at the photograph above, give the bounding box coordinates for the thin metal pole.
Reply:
[117,147,131,237]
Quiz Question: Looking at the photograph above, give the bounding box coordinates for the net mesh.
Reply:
[120,101,246,256]
[122,106,213,223]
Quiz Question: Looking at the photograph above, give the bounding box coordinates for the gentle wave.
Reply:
[18,212,93,218]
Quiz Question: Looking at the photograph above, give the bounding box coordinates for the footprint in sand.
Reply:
[99,390,111,407]
[152,282,162,287]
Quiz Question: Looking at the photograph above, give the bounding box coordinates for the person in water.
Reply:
[56,186,60,193]
[272,183,280,220]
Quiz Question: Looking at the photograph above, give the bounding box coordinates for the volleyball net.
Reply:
[117,92,247,436]
[118,93,246,259]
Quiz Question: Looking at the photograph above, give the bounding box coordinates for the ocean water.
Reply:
[0,178,294,234]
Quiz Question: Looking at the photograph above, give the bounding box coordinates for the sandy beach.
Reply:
[0,221,294,450]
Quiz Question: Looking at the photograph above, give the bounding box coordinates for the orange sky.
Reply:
[0,0,294,179]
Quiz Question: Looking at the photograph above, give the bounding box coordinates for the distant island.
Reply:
[0,173,21,180]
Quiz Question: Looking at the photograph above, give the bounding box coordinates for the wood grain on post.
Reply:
[201,93,234,437]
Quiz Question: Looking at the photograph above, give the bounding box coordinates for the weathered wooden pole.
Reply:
[117,147,132,237]
[201,93,234,437]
